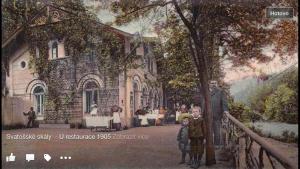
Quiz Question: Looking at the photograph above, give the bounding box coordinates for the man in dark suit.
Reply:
[209,80,228,149]
[23,107,36,128]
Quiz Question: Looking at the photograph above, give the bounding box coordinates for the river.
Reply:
[249,121,298,137]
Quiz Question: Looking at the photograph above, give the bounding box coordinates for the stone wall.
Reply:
[44,53,119,123]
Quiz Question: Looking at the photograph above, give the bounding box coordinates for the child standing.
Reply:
[177,117,192,165]
[188,106,206,169]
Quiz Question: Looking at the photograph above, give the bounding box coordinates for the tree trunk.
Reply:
[169,0,216,164]
[190,31,216,165]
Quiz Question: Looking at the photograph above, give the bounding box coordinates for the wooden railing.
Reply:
[222,112,297,169]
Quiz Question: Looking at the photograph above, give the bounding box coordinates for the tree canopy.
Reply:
[109,0,298,165]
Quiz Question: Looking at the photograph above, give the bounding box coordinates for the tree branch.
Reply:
[119,1,173,19]
[172,0,193,31]
[188,36,200,72]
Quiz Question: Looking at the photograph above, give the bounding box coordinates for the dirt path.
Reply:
[2,125,233,169]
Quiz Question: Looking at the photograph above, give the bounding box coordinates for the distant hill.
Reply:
[230,63,298,104]
[230,76,258,104]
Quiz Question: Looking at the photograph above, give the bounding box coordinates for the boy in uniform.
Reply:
[177,116,191,165]
[188,106,206,169]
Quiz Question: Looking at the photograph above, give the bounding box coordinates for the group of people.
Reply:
[22,103,123,131]
[176,80,229,168]
[90,103,123,131]
[177,106,205,168]
[133,106,167,127]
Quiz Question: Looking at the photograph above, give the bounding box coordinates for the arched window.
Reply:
[33,86,45,115]
[150,60,154,73]
[149,90,153,109]
[154,94,158,109]
[133,82,139,113]
[147,57,151,72]
[52,42,58,59]
[84,81,99,114]
[141,87,149,108]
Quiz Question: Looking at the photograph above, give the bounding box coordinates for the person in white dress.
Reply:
[139,114,149,126]
[90,103,98,116]
[111,105,122,131]
[138,109,149,127]
[154,108,159,124]
[176,109,181,124]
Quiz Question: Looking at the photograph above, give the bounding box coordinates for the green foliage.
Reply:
[228,101,254,122]
[247,84,273,113]
[264,84,298,123]
[154,24,199,104]
[3,0,129,118]
[247,68,298,124]
[168,73,197,89]
[272,68,298,93]
[178,113,191,123]
[281,130,298,143]
[44,96,56,111]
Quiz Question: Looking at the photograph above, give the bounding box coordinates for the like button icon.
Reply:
[6,153,16,162]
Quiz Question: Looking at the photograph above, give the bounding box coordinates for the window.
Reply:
[87,50,95,62]
[142,87,148,107]
[65,45,70,56]
[149,90,153,109]
[154,94,159,108]
[84,81,99,113]
[150,60,154,74]
[133,82,139,113]
[36,47,40,58]
[52,42,58,59]
[20,61,26,69]
[33,86,44,115]
[130,91,134,112]
[147,57,154,74]
[143,57,147,67]
[147,57,150,71]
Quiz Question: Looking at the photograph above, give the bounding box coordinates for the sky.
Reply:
[84,0,298,84]
[84,0,161,37]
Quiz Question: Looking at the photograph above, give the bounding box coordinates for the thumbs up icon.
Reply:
[6,153,16,162]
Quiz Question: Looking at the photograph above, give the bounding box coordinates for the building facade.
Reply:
[2,5,163,128]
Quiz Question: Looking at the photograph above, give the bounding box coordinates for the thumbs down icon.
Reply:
[44,154,51,162]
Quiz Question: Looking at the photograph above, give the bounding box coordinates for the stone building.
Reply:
[2,5,163,128]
